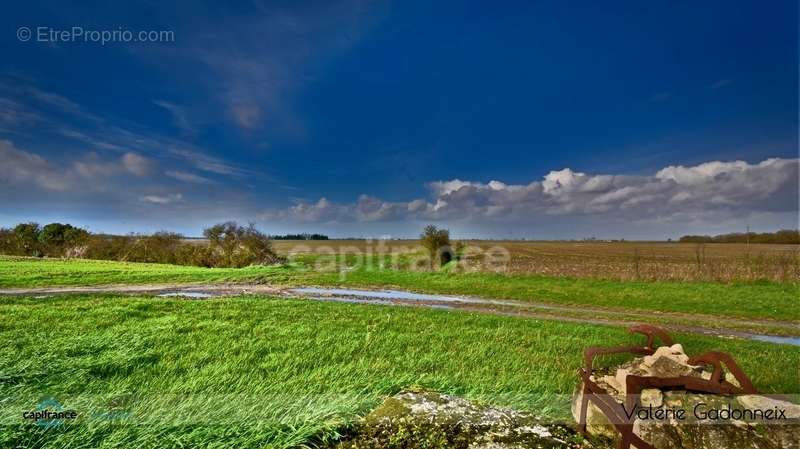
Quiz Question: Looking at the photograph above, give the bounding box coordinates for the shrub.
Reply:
[130,232,185,264]
[83,235,135,261]
[203,221,281,268]
[0,227,14,255]
[38,223,90,257]
[420,224,452,268]
[0,221,283,268]
[12,223,42,257]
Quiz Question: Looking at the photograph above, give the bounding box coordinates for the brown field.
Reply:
[272,240,800,282]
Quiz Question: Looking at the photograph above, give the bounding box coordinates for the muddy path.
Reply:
[2,284,798,346]
[0,283,283,296]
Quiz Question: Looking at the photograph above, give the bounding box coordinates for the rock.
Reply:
[640,389,663,408]
[642,344,689,367]
[572,345,800,449]
[335,389,602,448]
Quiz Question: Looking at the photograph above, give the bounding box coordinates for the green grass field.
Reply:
[1,256,798,448]
[1,293,798,449]
[2,256,798,322]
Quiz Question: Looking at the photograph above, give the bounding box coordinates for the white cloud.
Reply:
[73,152,154,178]
[0,97,43,130]
[23,85,104,123]
[121,152,153,176]
[0,139,70,191]
[284,198,345,222]
[263,157,799,224]
[2,80,251,181]
[0,140,156,193]
[154,100,194,133]
[140,193,183,204]
[168,148,250,177]
[428,179,481,196]
[229,104,262,130]
[656,160,750,184]
[57,128,126,152]
[542,168,585,194]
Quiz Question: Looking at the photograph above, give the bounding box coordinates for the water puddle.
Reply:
[747,334,800,346]
[290,287,518,306]
[305,296,397,306]
[157,291,216,298]
[19,285,797,346]
[288,287,800,347]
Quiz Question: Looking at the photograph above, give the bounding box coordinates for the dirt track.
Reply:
[2,283,798,345]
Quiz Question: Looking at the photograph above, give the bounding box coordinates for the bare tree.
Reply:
[203,221,280,267]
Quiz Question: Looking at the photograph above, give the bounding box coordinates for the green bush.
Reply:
[38,223,90,257]
[12,223,42,257]
[420,224,452,268]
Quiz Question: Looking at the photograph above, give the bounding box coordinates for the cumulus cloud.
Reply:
[284,198,345,222]
[264,194,410,223]
[263,157,799,224]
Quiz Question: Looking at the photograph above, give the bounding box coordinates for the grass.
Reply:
[1,294,798,449]
[0,256,274,287]
[2,256,798,322]
[294,267,800,322]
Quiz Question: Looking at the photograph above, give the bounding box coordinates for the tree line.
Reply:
[678,229,799,244]
[0,221,283,268]
[271,233,329,240]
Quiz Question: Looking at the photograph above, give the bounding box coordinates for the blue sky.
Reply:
[1,1,797,238]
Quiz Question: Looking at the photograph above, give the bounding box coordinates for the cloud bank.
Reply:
[2,131,796,237]
[263,157,799,226]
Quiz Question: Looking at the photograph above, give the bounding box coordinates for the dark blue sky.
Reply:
[1,1,797,238]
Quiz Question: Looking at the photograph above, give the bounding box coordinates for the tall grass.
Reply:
[1,295,797,448]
